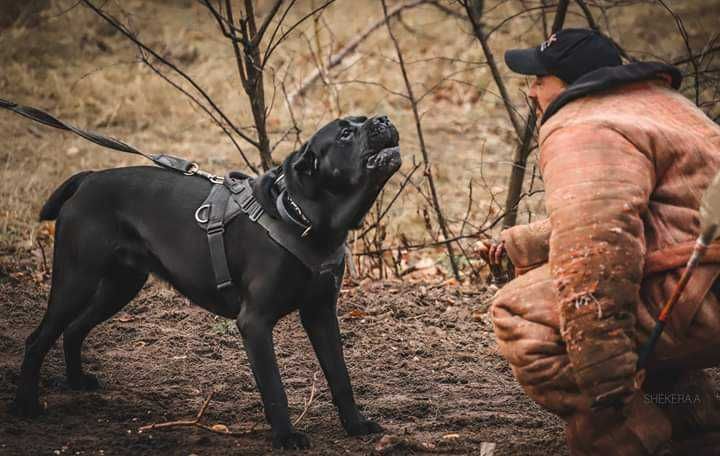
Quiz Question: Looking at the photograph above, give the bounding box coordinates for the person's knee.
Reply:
[490,266,583,414]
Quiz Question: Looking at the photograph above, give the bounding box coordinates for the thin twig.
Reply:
[263,0,337,64]
[382,0,461,280]
[288,0,429,104]
[36,237,48,274]
[461,0,524,139]
[293,371,320,426]
[358,161,422,239]
[81,0,260,150]
[356,190,544,256]
[141,52,258,173]
[138,391,264,437]
[657,0,701,106]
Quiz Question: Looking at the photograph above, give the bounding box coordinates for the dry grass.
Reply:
[1,0,718,273]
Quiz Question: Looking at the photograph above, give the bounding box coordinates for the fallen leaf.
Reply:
[412,257,435,270]
[211,424,229,433]
[346,309,367,319]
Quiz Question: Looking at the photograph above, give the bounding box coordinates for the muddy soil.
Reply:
[0,250,566,455]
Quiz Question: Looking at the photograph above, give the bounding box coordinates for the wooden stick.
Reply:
[138,391,263,438]
[293,371,320,426]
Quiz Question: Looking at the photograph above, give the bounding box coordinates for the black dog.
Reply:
[13,115,400,450]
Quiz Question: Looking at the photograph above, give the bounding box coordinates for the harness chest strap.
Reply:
[196,176,345,300]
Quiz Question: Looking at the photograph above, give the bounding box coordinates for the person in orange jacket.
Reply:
[480,28,720,454]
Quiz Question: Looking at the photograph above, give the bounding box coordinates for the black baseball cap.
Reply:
[505,28,622,84]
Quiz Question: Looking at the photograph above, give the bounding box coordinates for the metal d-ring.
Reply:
[195,204,210,223]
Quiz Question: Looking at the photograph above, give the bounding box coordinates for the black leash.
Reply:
[1,97,340,300]
[0,97,224,182]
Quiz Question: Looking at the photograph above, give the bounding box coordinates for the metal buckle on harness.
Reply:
[238,189,255,211]
[248,201,264,222]
[195,204,210,223]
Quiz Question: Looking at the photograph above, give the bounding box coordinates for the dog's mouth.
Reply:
[365,146,401,171]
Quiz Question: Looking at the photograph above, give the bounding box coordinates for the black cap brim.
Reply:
[505,48,549,76]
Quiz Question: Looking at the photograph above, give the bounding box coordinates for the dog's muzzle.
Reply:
[365,116,400,171]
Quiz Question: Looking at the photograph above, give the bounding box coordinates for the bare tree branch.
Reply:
[250,0,285,48]
[461,0,524,139]
[81,0,261,151]
[657,0,701,105]
[382,0,461,280]
[288,0,429,104]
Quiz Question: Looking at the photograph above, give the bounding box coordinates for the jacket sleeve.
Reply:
[541,123,654,407]
[500,218,551,275]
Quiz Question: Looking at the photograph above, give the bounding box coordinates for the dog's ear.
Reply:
[292,144,318,176]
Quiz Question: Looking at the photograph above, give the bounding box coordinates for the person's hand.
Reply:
[477,239,506,268]
[476,239,513,284]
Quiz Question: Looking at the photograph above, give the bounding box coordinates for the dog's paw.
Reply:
[9,397,44,418]
[344,418,383,436]
[272,430,311,450]
[68,373,100,391]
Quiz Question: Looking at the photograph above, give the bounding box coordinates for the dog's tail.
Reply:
[39,171,93,221]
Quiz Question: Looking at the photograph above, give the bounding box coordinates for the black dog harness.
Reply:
[0,97,345,303]
[194,171,345,302]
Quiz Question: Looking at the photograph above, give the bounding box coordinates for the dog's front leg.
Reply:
[236,312,310,450]
[300,301,383,437]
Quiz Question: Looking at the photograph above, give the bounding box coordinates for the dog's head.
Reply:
[284,115,401,235]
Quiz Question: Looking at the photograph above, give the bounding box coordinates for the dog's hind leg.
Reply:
[13,264,102,417]
[63,263,147,390]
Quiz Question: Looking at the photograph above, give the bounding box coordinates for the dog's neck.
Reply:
[279,151,359,247]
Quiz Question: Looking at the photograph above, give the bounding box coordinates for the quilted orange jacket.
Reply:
[501,77,720,403]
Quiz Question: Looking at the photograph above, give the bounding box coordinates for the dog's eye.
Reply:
[338,128,353,142]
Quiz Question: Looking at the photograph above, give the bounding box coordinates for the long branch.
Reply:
[382,0,461,280]
[81,0,260,150]
[462,0,523,139]
[658,0,701,105]
[288,0,429,104]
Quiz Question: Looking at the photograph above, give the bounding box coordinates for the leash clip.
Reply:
[184,162,199,176]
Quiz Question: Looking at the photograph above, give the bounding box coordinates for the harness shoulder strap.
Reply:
[230,179,345,277]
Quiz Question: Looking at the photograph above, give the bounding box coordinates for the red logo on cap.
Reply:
[540,34,557,52]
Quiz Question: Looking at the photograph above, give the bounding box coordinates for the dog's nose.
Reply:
[373,115,390,127]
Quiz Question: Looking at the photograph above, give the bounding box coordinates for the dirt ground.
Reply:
[2,1,719,455]
[0,250,567,455]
